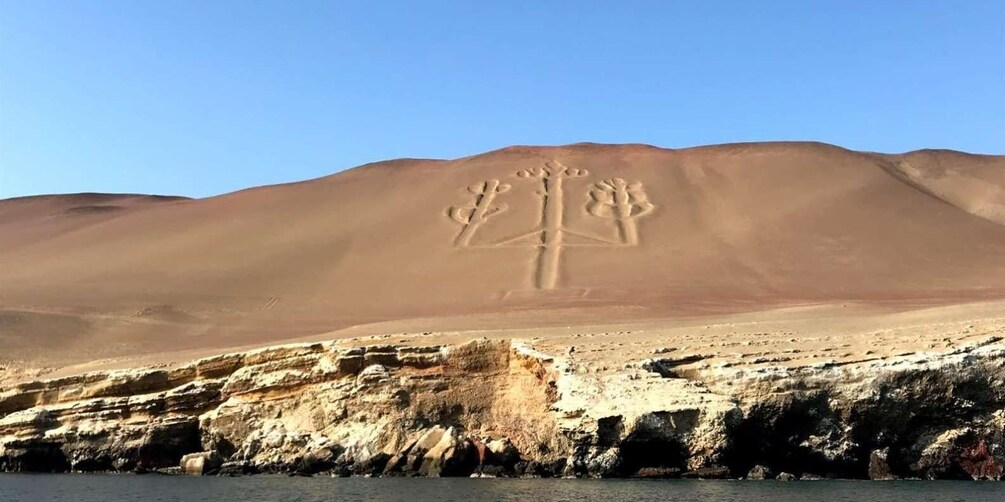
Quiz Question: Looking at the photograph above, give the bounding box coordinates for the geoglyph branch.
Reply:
[516,161,588,181]
[588,178,655,245]
[448,179,510,246]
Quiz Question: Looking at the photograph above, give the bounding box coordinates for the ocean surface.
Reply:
[2,475,1004,502]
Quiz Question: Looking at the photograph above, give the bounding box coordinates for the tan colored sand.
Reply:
[2,142,1004,377]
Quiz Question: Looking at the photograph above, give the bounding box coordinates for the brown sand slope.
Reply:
[2,142,1004,368]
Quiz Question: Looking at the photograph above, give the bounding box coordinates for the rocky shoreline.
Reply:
[2,335,1004,480]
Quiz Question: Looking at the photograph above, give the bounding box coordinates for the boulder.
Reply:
[746,464,774,480]
[485,438,520,468]
[585,447,622,477]
[383,428,444,476]
[384,427,477,477]
[180,451,222,475]
[419,428,477,477]
[960,439,1003,481]
[295,445,342,475]
[868,448,895,480]
[514,461,543,477]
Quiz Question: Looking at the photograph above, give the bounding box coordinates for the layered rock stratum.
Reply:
[1,142,1004,479]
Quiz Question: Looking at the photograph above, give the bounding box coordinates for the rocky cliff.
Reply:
[3,329,1003,480]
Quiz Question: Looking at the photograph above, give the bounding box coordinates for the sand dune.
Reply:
[2,142,1004,369]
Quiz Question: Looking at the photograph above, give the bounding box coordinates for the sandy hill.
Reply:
[2,142,1004,370]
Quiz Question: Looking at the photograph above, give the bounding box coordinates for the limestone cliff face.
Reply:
[1,336,1004,480]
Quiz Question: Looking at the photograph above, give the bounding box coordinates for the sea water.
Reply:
[2,475,1003,502]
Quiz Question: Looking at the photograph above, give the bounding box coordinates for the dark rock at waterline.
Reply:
[217,461,257,477]
[153,466,184,475]
[0,440,70,473]
[959,439,1004,481]
[868,449,895,480]
[633,467,682,479]
[472,464,508,477]
[746,465,774,480]
[776,472,798,481]
[352,453,392,476]
[681,466,731,479]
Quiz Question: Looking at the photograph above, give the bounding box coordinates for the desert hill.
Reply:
[2,142,1004,369]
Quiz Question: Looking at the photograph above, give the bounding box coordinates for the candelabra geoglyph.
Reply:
[447,160,655,290]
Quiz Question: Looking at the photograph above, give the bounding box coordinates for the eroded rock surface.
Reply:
[2,332,1005,479]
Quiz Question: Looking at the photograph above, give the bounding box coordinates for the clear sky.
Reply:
[1,1,1003,199]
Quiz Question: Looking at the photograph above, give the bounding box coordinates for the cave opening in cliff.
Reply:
[618,438,687,476]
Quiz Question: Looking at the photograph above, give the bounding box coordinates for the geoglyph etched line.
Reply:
[445,161,655,290]
[588,178,655,245]
[448,179,510,246]
[516,161,588,290]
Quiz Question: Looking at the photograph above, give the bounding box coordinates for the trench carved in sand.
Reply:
[447,161,655,290]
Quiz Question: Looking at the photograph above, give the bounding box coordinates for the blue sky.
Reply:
[1,1,1003,199]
